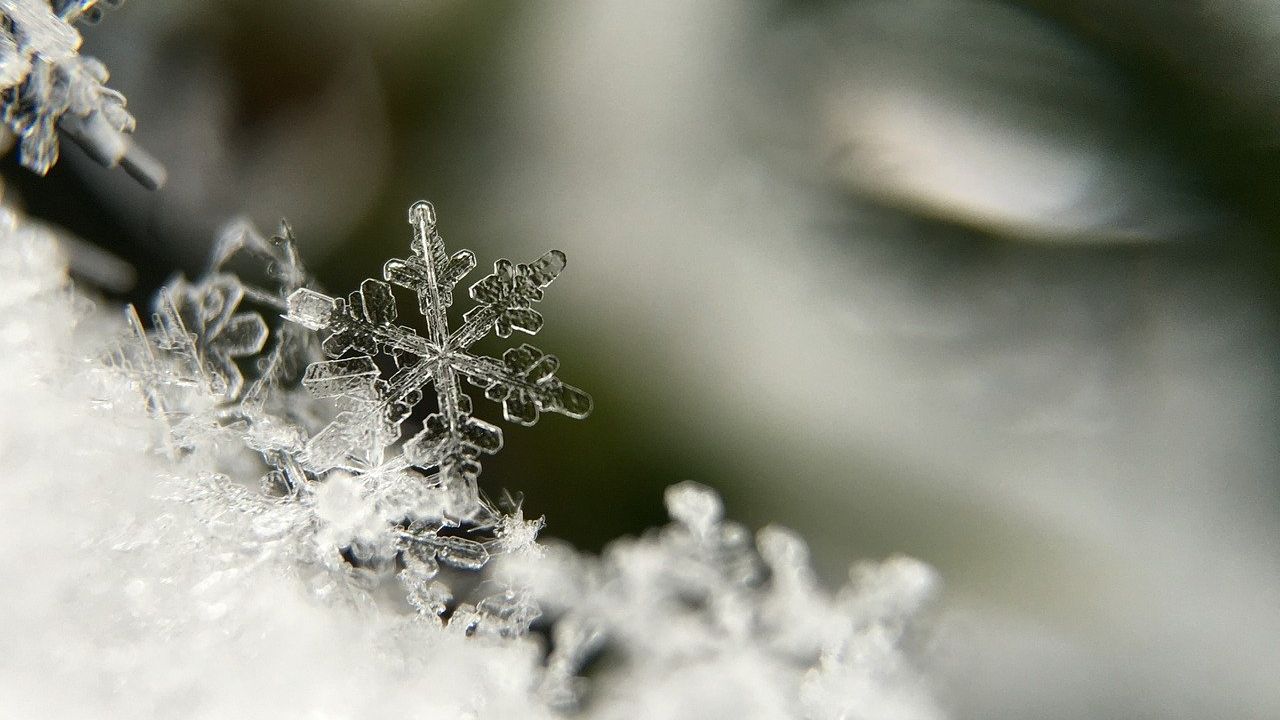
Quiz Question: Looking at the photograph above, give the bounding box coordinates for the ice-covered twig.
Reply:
[0,0,163,187]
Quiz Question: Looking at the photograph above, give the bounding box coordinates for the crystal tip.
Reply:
[409,201,438,229]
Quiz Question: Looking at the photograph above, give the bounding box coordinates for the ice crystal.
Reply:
[285,200,592,509]
[0,0,162,187]
[505,482,944,718]
[111,218,320,461]
[110,204,590,620]
[2,195,944,718]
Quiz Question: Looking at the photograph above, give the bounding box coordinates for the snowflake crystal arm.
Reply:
[285,200,591,497]
[0,0,163,187]
[154,274,269,400]
[385,201,475,344]
[109,216,325,467]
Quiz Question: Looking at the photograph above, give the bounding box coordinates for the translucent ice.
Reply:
[0,0,163,186]
[284,201,592,505]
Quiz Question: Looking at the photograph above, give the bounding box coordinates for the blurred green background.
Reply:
[4,2,1280,718]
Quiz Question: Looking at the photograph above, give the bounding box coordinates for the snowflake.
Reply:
[0,0,163,187]
[153,274,269,400]
[111,218,321,458]
[286,201,591,507]
[198,217,318,410]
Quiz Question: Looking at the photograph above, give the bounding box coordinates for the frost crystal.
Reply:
[111,218,318,460]
[505,481,945,718]
[110,202,594,614]
[285,200,591,510]
[0,0,163,187]
[74,197,942,717]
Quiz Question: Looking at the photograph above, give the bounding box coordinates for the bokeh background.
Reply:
[4,1,1279,718]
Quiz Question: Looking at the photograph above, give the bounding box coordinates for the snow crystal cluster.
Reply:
[109,201,595,614]
[0,198,944,717]
[0,0,163,187]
